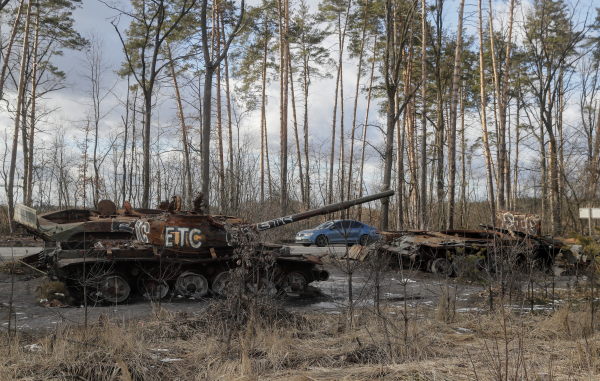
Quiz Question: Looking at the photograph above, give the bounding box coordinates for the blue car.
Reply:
[295,219,379,247]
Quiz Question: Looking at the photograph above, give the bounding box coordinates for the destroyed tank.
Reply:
[13,200,163,268]
[17,191,394,303]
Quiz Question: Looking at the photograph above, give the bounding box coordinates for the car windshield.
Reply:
[315,221,333,229]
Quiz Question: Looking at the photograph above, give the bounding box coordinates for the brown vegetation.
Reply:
[1,297,599,380]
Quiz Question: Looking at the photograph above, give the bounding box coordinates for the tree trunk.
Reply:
[167,42,193,208]
[347,0,369,201]
[446,0,464,229]
[381,0,398,231]
[460,83,466,226]
[478,0,496,220]
[500,0,515,209]
[260,12,269,204]
[201,66,215,212]
[216,11,225,212]
[513,94,520,208]
[121,76,130,205]
[0,0,24,101]
[420,0,428,230]
[25,6,39,207]
[7,0,33,232]
[289,58,305,205]
[302,34,310,209]
[142,91,152,208]
[222,17,235,212]
[487,0,504,210]
[278,0,289,214]
[357,33,377,221]
[328,18,341,204]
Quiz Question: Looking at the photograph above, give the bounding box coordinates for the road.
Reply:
[0,244,349,261]
[0,247,43,260]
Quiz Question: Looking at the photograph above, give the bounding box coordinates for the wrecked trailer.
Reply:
[19,191,394,303]
[348,211,565,276]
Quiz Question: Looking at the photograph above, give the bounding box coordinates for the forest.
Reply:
[0,0,600,236]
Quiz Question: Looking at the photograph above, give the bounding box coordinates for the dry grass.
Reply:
[1,298,600,380]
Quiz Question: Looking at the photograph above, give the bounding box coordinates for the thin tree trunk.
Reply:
[167,42,193,208]
[328,17,341,204]
[289,58,305,205]
[25,6,39,207]
[357,33,377,221]
[21,95,29,205]
[478,0,496,220]
[460,83,466,226]
[329,2,352,204]
[513,95,520,208]
[215,11,225,211]
[488,0,504,210]
[446,0,464,229]
[433,0,445,229]
[347,0,369,200]
[7,0,33,232]
[0,0,24,101]
[129,93,137,203]
[420,0,428,230]
[277,0,289,214]
[222,17,235,212]
[302,35,310,209]
[260,12,268,204]
[501,0,515,210]
[121,76,130,204]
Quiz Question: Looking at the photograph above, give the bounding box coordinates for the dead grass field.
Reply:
[1,292,599,381]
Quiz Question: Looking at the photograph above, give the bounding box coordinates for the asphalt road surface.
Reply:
[0,247,43,261]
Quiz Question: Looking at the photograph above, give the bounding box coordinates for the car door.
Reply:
[327,221,345,243]
[348,221,364,242]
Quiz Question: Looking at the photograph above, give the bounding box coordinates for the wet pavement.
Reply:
[0,245,585,332]
[0,261,486,332]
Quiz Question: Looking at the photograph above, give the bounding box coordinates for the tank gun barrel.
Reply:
[252,190,395,231]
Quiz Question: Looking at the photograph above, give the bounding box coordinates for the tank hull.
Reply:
[49,242,328,302]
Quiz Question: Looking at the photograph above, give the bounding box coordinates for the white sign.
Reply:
[579,208,600,219]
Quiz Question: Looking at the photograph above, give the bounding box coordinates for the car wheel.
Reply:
[360,234,370,246]
[315,234,328,247]
[302,243,311,247]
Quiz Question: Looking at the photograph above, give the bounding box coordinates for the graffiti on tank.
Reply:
[135,220,150,243]
[256,216,294,231]
[498,212,540,236]
[112,219,135,233]
[164,226,202,248]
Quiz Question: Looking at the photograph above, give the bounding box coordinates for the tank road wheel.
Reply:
[175,272,209,298]
[359,234,371,247]
[281,272,308,294]
[315,235,328,247]
[431,258,453,277]
[247,278,278,296]
[96,275,131,303]
[211,271,232,296]
[137,275,169,301]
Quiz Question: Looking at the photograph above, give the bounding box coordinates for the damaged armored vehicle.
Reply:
[15,191,394,303]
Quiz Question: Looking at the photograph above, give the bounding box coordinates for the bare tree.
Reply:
[200,0,245,212]
[446,0,465,228]
[7,0,33,232]
[110,0,198,208]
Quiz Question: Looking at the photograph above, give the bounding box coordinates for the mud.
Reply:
[0,262,488,332]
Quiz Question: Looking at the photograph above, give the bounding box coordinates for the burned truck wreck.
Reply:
[15,190,394,303]
[349,211,565,276]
